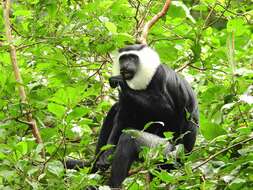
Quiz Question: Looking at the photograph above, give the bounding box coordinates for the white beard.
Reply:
[112,46,161,90]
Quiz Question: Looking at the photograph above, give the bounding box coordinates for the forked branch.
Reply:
[139,0,171,44]
[3,0,44,157]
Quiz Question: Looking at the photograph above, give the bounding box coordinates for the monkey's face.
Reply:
[119,54,140,80]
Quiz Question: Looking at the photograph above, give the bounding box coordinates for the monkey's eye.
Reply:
[129,54,139,62]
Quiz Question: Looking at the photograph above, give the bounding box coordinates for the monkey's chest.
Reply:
[125,103,175,130]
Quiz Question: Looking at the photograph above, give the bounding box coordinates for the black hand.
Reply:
[109,75,123,88]
[95,149,114,171]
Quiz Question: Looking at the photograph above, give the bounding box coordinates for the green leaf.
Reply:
[157,171,175,183]
[105,22,117,33]
[0,170,16,181]
[50,89,68,105]
[192,4,208,11]
[48,103,66,118]
[128,182,140,190]
[47,161,64,177]
[50,87,83,107]
[163,132,174,140]
[14,10,32,17]
[27,167,40,176]
[184,161,193,175]
[47,2,57,18]
[227,18,246,36]
[143,121,164,131]
[67,106,89,120]
[16,141,28,155]
[229,178,246,190]
[236,127,251,135]
[200,114,227,140]
[38,173,46,181]
[35,144,44,155]
[171,1,195,23]
[100,144,115,152]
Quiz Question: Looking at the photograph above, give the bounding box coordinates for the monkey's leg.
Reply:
[108,130,174,188]
[108,133,139,188]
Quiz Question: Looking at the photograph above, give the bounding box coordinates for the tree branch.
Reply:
[193,136,253,171]
[3,0,44,157]
[139,0,171,44]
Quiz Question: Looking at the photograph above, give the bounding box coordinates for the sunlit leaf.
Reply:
[47,161,64,177]
[48,103,66,118]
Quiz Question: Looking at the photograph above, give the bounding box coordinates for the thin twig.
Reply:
[137,0,153,31]
[203,0,232,30]
[131,0,141,30]
[176,62,192,72]
[87,61,107,80]
[193,136,253,171]
[128,166,145,176]
[202,2,217,30]
[216,2,250,23]
[10,24,25,37]
[16,40,47,51]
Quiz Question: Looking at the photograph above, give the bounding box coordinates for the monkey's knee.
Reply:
[117,133,135,148]
[115,133,139,158]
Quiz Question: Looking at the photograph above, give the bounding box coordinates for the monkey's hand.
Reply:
[95,149,114,171]
[109,75,124,89]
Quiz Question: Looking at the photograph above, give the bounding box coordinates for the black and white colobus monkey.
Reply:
[93,44,199,187]
[66,44,199,188]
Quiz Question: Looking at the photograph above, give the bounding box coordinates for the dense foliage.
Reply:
[0,0,252,189]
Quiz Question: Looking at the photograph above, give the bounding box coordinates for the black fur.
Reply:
[118,44,146,53]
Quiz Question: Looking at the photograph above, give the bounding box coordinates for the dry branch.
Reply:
[3,0,44,156]
[139,0,171,44]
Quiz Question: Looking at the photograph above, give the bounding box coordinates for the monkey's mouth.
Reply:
[121,71,134,80]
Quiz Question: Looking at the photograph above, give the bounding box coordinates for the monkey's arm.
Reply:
[95,110,127,170]
[95,103,119,154]
[106,109,127,145]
